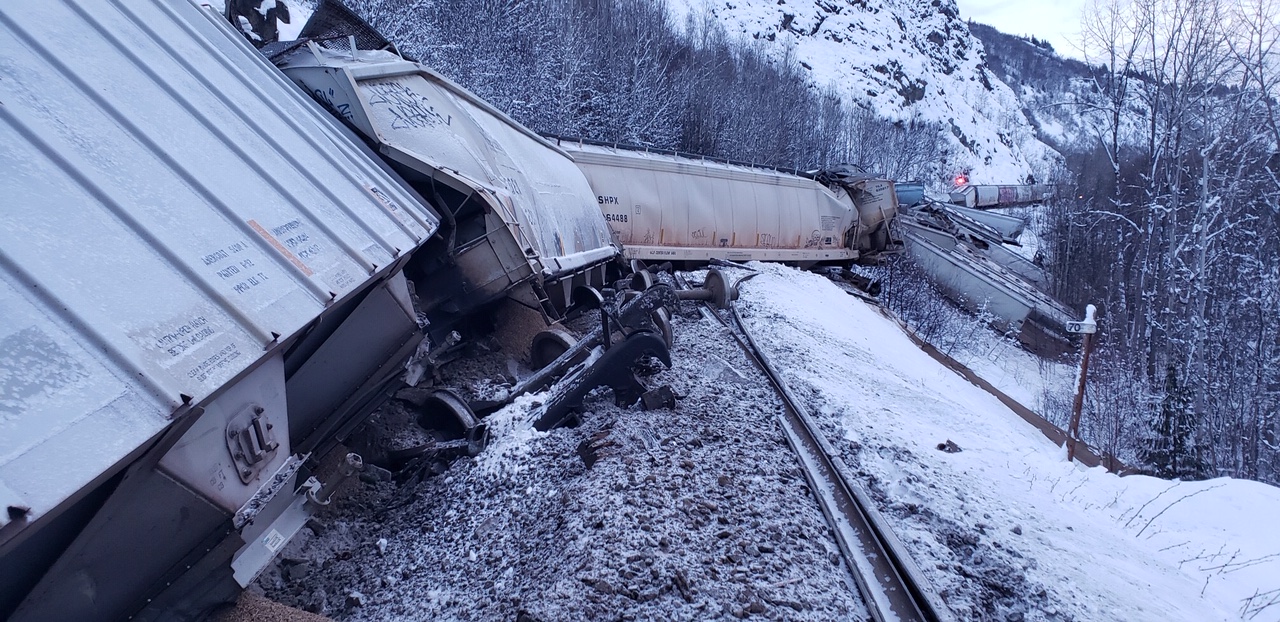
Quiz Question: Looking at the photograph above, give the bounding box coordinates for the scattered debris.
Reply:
[576,430,618,469]
[640,386,677,411]
[258,309,865,620]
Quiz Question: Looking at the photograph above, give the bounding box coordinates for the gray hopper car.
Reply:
[0,0,619,620]
[274,41,619,326]
[554,140,899,266]
[0,1,438,619]
[948,184,1055,209]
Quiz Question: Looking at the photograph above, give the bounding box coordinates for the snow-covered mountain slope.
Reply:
[667,0,1062,184]
[968,23,1151,157]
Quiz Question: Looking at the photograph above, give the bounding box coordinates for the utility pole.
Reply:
[1065,304,1098,463]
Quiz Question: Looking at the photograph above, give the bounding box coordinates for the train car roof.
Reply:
[557,140,827,188]
[0,0,438,540]
[275,43,618,277]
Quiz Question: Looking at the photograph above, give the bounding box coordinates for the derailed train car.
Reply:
[272,39,618,325]
[948,184,1055,210]
[899,200,1076,356]
[0,1,440,618]
[553,139,900,266]
[0,1,620,620]
[899,218,1075,351]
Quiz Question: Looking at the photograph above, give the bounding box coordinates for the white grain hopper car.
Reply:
[0,0,614,619]
[554,140,899,266]
[273,42,618,322]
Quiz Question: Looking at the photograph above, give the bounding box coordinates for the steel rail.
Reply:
[677,273,949,622]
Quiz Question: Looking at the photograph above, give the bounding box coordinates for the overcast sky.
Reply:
[954,0,1091,59]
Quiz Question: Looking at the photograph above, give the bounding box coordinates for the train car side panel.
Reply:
[0,1,441,619]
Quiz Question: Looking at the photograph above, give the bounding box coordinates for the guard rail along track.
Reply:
[678,269,952,622]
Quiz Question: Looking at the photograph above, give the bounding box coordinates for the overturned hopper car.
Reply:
[274,42,618,324]
[898,211,1076,356]
[552,139,899,266]
[0,0,610,619]
[948,184,1055,209]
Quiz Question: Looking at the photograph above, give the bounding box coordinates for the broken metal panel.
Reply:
[948,204,1025,243]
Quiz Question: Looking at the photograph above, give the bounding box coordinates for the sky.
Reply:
[954,0,1091,59]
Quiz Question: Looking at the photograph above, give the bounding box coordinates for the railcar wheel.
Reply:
[415,389,479,439]
[652,307,674,348]
[530,327,584,371]
[569,286,604,315]
[630,269,655,291]
[705,267,735,309]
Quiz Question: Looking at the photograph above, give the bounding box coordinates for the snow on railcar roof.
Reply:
[0,0,437,532]
[275,43,617,274]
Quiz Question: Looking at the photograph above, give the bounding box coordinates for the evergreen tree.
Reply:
[1142,365,1207,479]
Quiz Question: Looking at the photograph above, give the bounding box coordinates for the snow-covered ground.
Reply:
[736,262,1280,621]
[260,263,1280,621]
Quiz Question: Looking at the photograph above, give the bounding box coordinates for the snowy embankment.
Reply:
[736,262,1280,621]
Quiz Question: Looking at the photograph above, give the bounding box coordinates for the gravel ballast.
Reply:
[257,298,866,620]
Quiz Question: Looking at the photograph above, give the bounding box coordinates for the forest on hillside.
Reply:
[343,0,943,181]
[974,0,1280,485]
[336,0,1279,486]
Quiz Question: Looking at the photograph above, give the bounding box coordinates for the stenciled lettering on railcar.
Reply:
[326,268,357,292]
[272,219,324,263]
[820,215,840,231]
[498,176,523,195]
[202,240,271,295]
[604,213,628,223]
[365,81,452,130]
[153,315,219,358]
[187,342,244,383]
[597,195,619,205]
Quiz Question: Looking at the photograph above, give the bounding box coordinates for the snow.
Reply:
[735,262,1280,621]
[198,0,313,42]
[277,1,314,42]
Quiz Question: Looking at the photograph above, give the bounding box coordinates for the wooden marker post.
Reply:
[1065,304,1097,463]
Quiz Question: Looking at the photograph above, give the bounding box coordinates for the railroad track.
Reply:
[680,272,950,622]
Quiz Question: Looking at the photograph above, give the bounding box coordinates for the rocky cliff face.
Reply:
[668,0,1062,183]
